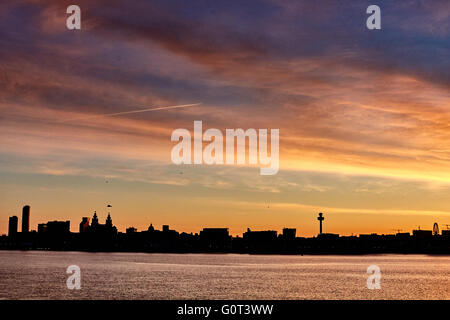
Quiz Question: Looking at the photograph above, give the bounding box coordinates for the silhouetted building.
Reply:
[200,228,229,238]
[162,225,169,232]
[79,217,90,233]
[86,211,117,235]
[35,221,70,250]
[8,216,18,237]
[91,211,99,227]
[46,221,70,235]
[126,227,137,234]
[37,223,47,233]
[359,233,380,239]
[244,228,278,253]
[22,205,30,233]
[78,212,118,251]
[442,230,450,237]
[395,232,410,238]
[413,229,432,238]
[106,213,113,228]
[244,229,277,240]
[317,212,324,235]
[318,233,339,240]
[200,228,231,251]
[282,228,296,239]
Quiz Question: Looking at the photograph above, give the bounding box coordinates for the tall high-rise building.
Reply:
[8,216,18,237]
[22,205,30,233]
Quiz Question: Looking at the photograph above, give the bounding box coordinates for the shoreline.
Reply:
[1,248,449,256]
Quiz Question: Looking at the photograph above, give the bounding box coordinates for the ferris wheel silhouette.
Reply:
[433,223,439,236]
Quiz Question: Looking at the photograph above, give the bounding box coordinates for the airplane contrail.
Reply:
[60,103,202,123]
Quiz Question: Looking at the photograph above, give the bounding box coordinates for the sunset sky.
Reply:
[0,0,449,236]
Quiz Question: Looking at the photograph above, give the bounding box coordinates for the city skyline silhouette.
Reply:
[2,205,449,254]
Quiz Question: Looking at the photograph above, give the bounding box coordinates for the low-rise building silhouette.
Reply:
[282,228,296,239]
[200,228,231,251]
[126,227,137,234]
[412,229,433,238]
[79,217,90,233]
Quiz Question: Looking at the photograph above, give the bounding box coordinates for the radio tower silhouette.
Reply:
[317,212,324,235]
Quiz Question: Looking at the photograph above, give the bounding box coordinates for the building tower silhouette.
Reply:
[106,213,112,228]
[8,216,18,236]
[92,211,99,227]
[22,205,30,233]
[317,212,324,235]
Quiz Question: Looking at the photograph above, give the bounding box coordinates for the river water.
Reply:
[0,251,448,299]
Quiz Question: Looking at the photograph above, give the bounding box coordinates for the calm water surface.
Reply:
[0,251,448,299]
